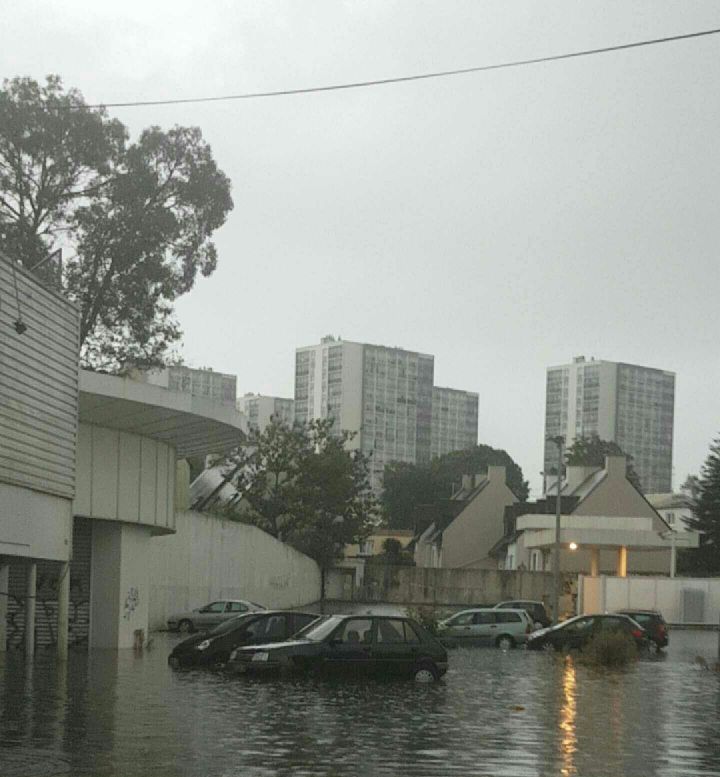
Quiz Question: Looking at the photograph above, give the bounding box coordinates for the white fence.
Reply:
[579,575,720,625]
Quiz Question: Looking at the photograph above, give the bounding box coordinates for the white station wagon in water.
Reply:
[167,600,265,633]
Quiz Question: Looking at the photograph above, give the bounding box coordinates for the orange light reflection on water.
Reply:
[559,656,577,777]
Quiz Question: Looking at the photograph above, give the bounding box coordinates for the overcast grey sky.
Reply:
[3,1,719,494]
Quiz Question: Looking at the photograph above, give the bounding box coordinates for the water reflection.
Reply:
[0,633,719,777]
[559,657,577,777]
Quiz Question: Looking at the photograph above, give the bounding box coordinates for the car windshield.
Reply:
[294,615,344,642]
[208,613,256,636]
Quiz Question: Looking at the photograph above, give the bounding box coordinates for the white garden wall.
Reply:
[148,511,321,629]
[579,575,720,626]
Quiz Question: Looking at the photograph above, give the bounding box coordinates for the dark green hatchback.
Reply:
[227,614,448,682]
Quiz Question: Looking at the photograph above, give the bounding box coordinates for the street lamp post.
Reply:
[548,435,564,623]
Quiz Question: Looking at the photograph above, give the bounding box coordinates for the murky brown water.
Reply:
[1,631,719,777]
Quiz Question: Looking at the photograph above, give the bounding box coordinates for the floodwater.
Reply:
[1,631,719,777]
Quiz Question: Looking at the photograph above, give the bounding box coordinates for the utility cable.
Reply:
[77,26,720,110]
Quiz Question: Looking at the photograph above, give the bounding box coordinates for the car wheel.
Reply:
[496,635,515,650]
[534,621,543,630]
[178,619,194,634]
[646,640,659,655]
[542,641,556,652]
[413,662,439,683]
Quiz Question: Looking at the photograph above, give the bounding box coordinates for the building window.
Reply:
[359,540,374,555]
[666,512,675,525]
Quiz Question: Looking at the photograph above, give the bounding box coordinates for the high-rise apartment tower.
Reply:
[294,337,434,491]
[544,356,675,493]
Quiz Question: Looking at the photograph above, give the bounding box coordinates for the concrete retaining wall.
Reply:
[348,564,576,614]
[148,511,322,629]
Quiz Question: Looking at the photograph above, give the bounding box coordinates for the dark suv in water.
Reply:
[228,614,448,682]
[615,609,668,652]
[494,600,551,629]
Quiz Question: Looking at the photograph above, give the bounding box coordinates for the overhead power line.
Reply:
[79,26,720,111]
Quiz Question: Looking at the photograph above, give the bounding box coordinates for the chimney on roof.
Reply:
[605,455,627,480]
[487,466,506,484]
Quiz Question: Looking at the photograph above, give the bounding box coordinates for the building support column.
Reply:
[0,564,9,652]
[616,546,628,578]
[590,547,600,577]
[57,562,70,661]
[25,561,37,658]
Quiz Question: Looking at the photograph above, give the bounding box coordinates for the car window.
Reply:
[449,612,474,626]
[244,617,268,640]
[227,602,248,613]
[473,611,496,625]
[377,619,405,643]
[404,622,421,644]
[626,613,652,626]
[264,615,287,639]
[564,617,594,633]
[209,614,254,635]
[597,617,628,632]
[202,602,226,613]
[335,618,373,644]
[495,611,521,623]
[292,614,318,633]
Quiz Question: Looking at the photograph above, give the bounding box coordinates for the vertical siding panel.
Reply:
[90,426,119,520]
[0,256,79,498]
[139,438,157,521]
[117,433,141,522]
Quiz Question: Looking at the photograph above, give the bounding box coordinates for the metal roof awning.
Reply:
[79,370,246,457]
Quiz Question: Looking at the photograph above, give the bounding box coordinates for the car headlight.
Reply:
[251,651,269,662]
[196,639,211,651]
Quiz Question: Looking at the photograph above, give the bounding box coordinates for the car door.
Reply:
[472,611,498,645]
[224,601,249,623]
[444,611,476,644]
[373,618,412,675]
[559,617,595,649]
[322,618,375,676]
[290,613,318,637]
[196,601,228,629]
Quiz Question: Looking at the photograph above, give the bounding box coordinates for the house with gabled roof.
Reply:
[414,466,517,568]
[491,456,699,576]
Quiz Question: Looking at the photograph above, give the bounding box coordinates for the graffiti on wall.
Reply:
[123,587,139,620]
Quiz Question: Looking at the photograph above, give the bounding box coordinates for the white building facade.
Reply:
[431,387,479,459]
[143,365,237,406]
[294,337,435,491]
[544,356,675,493]
[237,393,295,431]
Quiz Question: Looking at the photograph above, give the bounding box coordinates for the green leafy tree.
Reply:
[684,435,720,574]
[564,434,643,491]
[382,444,529,530]
[0,75,233,369]
[221,419,377,583]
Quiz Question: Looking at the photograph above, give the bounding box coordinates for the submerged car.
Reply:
[167,599,265,633]
[493,600,551,629]
[526,613,647,652]
[168,610,319,668]
[615,609,668,653]
[437,608,534,649]
[227,614,448,682]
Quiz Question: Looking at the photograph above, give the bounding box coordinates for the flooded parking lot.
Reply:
[1,630,719,777]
